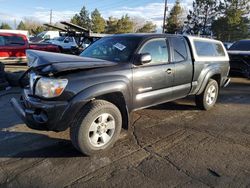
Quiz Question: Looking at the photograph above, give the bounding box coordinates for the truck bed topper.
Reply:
[185,36,229,62]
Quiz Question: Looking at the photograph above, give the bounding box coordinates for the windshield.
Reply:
[37,32,46,38]
[80,36,141,62]
[229,40,250,51]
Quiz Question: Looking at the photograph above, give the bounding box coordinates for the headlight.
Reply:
[35,77,68,98]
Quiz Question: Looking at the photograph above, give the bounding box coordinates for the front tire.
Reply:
[70,100,122,156]
[195,79,219,110]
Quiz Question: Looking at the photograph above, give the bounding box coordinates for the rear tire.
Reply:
[195,79,219,110]
[70,100,122,156]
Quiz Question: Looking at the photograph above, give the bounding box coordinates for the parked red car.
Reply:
[0,33,60,63]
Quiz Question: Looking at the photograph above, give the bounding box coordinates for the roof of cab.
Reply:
[106,33,176,39]
[0,32,27,38]
[105,33,223,43]
[111,33,222,39]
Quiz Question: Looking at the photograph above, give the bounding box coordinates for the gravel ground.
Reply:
[0,77,249,188]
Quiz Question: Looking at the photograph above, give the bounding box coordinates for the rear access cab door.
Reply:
[132,37,174,110]
[169,36,193,99]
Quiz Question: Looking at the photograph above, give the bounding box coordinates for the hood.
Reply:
[26,50,118,74]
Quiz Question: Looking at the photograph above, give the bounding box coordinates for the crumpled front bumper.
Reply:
[10,89,84,132]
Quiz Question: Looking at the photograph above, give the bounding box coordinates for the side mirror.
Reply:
[64,39,69,43]
[138,53,152,65]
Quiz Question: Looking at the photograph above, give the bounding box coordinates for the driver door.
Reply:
[132,38,174,110]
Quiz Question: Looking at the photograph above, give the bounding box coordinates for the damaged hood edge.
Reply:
[26,50,118,74]
[40,61,118,74]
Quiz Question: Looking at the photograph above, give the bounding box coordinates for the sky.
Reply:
[0,0,193,29]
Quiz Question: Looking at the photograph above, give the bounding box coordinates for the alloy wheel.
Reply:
[88,113,116,147]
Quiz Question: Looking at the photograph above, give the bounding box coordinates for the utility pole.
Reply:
[50,9,53,25]
[14,19,16,30]
[162,0,168,33]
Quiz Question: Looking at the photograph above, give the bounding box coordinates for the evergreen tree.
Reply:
[106,17,118,34]
[71,15,80,26]
[137,21,156,33]
[71,6,91,30]
[32,26,45,35]
[116,15,134,34]
[166,0,184,34]
[91,9,106,33]
[212,0,250,41]
[0,23,12,29]
[19,18,45,35]
[186,0,220,35]
[17,21,26,30]
[106,15,133,34]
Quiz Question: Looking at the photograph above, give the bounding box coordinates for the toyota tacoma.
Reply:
[11,34,230,155]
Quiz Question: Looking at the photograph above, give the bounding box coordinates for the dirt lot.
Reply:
[0,77,249,188]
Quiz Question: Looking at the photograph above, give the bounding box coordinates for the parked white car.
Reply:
[48,36,78,50]
[30,31,61,43]
[37,31,60,40]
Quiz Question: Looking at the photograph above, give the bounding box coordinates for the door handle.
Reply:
[166,68,172,74]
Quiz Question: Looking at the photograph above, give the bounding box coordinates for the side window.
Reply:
[139,39,169,64]
[172,37,188,62]
[44,35,50,40]
[5,36,25,46]
[68,37,73,42]
[0,36,5,46]
[215,43,225,56]
[194,40,225,57]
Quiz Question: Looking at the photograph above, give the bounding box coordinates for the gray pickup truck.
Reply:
[11,34,230,155]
